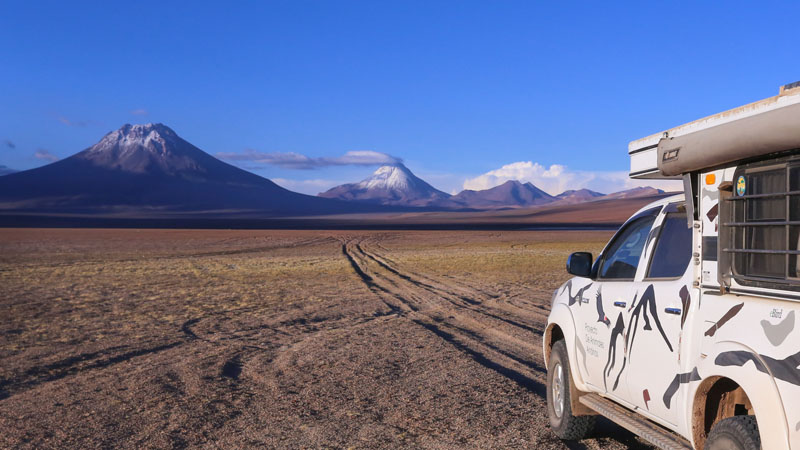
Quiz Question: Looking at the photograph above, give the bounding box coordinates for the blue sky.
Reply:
[1,1,799,195]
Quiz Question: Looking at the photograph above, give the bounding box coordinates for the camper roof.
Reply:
[629,82,800,180]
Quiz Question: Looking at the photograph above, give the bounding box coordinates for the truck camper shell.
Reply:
[629,82,800,180]
[546,82,800,450]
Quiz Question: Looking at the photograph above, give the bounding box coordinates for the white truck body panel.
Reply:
[547,83,800,449]
[546,188,797,448]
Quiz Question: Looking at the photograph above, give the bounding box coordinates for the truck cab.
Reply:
[544,82,800,450]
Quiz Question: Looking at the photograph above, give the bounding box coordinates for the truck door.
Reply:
[577,207,659,401]
[623,203,693,426]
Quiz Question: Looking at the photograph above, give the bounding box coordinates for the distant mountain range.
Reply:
[0,123,668,221]
[443,180,554,209]
[0,124,394,217]
[555,188,605,204]
[320,164,664,209]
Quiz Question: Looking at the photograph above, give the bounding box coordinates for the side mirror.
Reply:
[567,252,593,277]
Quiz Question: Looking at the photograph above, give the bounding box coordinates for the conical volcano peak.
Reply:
[371,163,410,177]
[373,162,407,172]
[77,123,211,175]
[94,123,179,152]
[122,122,176,136]
[118,122,175,135]
[367,164,416,189]
[320,162,450,206]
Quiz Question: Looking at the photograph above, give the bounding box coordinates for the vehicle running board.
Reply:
[579,393,693,450]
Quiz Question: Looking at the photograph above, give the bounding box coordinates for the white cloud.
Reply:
[34,148,59,162]
[130,108,148,116]
[57,116,91,127]
[217,149,402,170]
[463,161,682,195]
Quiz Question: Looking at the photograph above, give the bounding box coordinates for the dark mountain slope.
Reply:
[444,180,555,209]
[554,188,604,204]
[0,124,392,217]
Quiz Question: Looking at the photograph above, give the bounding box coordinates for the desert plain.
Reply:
[0,228,655,449]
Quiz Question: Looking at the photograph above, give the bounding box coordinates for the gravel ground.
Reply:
[0,229,653,449]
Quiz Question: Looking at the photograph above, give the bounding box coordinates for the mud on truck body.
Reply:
[544,82,800,450]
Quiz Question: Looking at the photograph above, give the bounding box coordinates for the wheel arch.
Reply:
[544,303,591,394]
[690,345,790,450]
[690,376,754,448]
[543,322,564,370]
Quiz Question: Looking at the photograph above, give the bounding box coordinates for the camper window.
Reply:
[724,157,800,287]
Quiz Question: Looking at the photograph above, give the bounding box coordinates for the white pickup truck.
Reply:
[544,82,800,450]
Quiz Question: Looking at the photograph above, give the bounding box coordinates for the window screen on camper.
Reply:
[725,160,800,285]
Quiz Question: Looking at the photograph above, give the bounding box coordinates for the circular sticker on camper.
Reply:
[736,176,746,196]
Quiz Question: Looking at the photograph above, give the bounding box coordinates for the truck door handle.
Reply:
[614,301,626,308]
[664,307,682,315]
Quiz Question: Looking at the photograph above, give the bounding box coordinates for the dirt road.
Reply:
[0,229,652,448]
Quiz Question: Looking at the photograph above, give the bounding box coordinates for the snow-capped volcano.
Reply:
[0,123,394,216]
[77,123,223,177]
[319,164,451,206]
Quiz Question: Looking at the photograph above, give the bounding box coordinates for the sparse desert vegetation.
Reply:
[0,229,653,448]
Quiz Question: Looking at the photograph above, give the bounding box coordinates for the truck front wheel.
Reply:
[547,339,595,440]
[704,416,761,450]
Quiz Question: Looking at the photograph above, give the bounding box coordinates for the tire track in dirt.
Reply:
[352,238,547,348]
[357,236,562,382]
[360,237,552,326]
[360,243,545,336]
[413,319,545,395]
[340,239,426,313]
[1,301,358,401]
[0,341,184,400]
[180,307,400,353]
[342,235,655,449]
[340,236,549,397]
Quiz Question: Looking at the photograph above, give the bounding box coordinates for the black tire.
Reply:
[547,339,595,440]
[704,416,761,450]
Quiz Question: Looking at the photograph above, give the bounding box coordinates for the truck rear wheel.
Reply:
[704,416,760,450]
[547,339,595,440]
